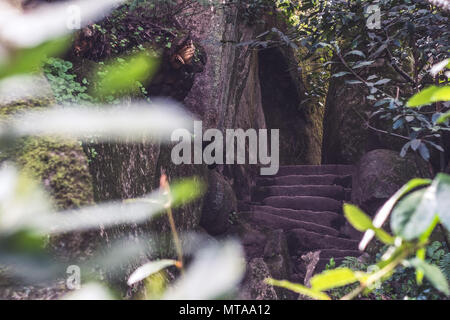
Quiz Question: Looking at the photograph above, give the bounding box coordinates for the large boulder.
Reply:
[352,149,431,216]
[200,170,237,236]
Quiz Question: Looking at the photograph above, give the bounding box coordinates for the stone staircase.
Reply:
[238,165,364,291]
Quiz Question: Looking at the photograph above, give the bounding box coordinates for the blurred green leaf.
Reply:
[92,51,159,98]
[310,268,359,291]
[265,278,330,300]
[437,111,450,124]
[344,204,394,245]
[408,258,449,295]
[407,86,450,107]
[0,102,193,143]
[391,188,437,240]
[434,173,450,230]
[0,36,70,80]
[360,178,431,250]
[343,204,373,231]
[128,259,177,286]
[171,177,206,208]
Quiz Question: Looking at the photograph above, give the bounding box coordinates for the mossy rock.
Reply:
[1,100,94,209]
[1,94,96,261]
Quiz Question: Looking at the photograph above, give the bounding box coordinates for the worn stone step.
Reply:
[263,196,342,213]
[287,228,359,252]
[277,165,355,176]
[251,185,348,202]
[251,205,344,229]
[317,249,363,259]
[256,174,352,187]
[242,211,340,237]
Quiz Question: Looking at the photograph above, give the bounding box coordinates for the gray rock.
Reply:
[263,229,293,299]
[352,149,431,216]
[239,258,278,300]
[200,170,237,235]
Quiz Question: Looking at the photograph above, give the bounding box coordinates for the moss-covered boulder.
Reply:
[1,86,96,260]
[352,149,431,216]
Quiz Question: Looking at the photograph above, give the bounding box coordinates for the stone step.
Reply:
[251,185,349,202]
[263,196,342,213]
[277,165,355,176]
[242,211,340,237]
[251,205,344,229]
[256,174,352,187]
[317,249,363,259]
[287,228,359,252]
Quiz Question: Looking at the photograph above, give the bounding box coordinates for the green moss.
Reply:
[1,99,94,210]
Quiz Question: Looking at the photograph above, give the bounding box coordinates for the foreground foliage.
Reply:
[268,173,450,299]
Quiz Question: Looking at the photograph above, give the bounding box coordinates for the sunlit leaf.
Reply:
[310,268,359,291]
[0,37,70,80]
[265,278,330,300]
[128,259,177,286]
[344,204,393,246]
[171,178,206,208]
[92,51,159,98]
[437,111,450,124]
[343,204,373,231]
[407,86,450,107]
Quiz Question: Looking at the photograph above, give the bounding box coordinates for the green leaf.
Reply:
[310,268,359,291]
[407,86,438,107]
[345,80,363,85]
[432,86,450,102]
[345,50,366,58]
[416,248,426,285]
[171,177,206,208]
[0,36,70,80]
[360,178,432,250]
[374,78,391,86]
[434,173,450,231]
[92,51,159,98]
[343,204,373,231]
[265,279,330,300]
[352,60,374,69]
[408,258,449,295]
[127,259,177,286]
[344,204,394,245]
[407,86,450,107]
[332,71,350,78]
[391,188,437,240]
[437,111,450,124]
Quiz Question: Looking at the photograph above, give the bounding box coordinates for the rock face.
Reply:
[0,88,97,263]
[200,170,237,235]
[321,62,405,165]
[352,149,431,216]
[239,258,278,300]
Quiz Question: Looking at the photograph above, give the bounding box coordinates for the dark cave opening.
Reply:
[258,47,307,165]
